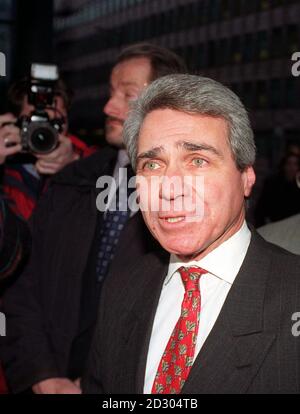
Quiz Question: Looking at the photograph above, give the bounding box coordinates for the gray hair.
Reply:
[123,74,256,171]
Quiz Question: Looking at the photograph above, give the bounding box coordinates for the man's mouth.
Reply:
[164,216,185,223]
[159,215,186,224]
[106,117,123,126]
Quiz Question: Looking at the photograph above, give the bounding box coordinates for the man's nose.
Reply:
[103,95,120,118]
[159,167,185,201]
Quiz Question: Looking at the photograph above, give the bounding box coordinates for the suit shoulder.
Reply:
[264,238,300,280]
[257,215,300,255]
[251,230,300,279]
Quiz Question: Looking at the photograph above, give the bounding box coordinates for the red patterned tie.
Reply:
[151,266,207,394]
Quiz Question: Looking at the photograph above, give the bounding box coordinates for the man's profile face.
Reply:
[136,108,256,262]
[104,57,151,148]
[20,95,68,134]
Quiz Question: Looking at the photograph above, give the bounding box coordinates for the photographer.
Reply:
[0,70,96,220]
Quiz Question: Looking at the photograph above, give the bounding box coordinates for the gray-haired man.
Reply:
[83,74,300,394]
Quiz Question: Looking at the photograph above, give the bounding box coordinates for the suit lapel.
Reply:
[182,231,277,393]
[116,249,169,393]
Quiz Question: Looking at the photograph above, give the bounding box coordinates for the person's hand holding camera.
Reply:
[35,134,79,175]
[0,113,22,164]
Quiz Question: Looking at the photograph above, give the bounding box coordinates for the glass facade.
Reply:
[55,0,148,30]
[53,0,300,152]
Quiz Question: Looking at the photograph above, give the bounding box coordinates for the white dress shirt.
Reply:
[143,221,251,393]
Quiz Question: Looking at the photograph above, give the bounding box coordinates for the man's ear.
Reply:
[242,166,256,198]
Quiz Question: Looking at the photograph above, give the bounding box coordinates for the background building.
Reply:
[0,0,299,205]
[53,0,300,163]
[0,0,54,112]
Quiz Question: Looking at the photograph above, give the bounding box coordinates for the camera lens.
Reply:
[29,126,57,154]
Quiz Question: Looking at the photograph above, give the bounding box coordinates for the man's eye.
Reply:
[192,158,205,167]
[125,92,138,101]
[145,161,160,170]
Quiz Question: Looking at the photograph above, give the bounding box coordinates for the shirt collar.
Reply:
[23,163,40,179]
[117,149,130,168]
[166,221,251,286]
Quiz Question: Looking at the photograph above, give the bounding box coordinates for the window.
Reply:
[271,0,285,8]
[217,38,230,66]
[258,0,271,11]
[243,82,256,108]
[270,79,283,109]
[243,0,259,14]
[207,0,220,23]
[243,33,255,63]
[287,25,299,55]
[271,27,284,59]
[185,45,198,71]
[196,43,208,70]
[0,0,14,20]
[231,36,242,64]
[256,81,268,109]
[220,0,231,19]
[185,2,199,29]
[256,31,269,61]
[231,83,243,101]
[208,40,217,67]
[286,78,300,108]
[232,0,243,17]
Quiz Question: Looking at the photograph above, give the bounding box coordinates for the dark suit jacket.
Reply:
[82,228,300,394]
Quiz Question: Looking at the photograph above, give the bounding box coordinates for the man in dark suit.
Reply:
[82,74,300,394]
[0,44,186,394]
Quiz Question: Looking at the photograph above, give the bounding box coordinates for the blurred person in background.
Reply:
[0,73,95,393]
[285,141,300,157]
[258,167,300,254]
[255,152,300,226]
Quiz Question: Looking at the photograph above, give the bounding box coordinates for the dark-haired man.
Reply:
[1,43,186,394]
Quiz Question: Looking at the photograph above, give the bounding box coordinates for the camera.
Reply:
[17,63,65,154]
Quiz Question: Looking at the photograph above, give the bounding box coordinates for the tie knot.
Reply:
[178,266,207,292]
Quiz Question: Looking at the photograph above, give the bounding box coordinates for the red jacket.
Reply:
[3,134,97,221]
